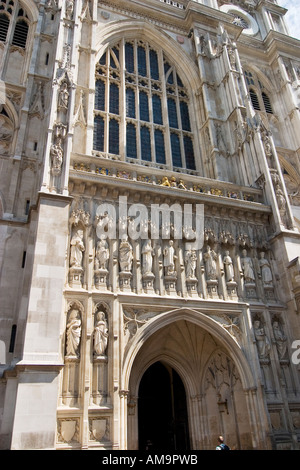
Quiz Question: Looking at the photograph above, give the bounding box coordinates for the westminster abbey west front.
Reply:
[0,0,300,451]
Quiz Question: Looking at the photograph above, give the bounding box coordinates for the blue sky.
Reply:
[279,0,300,39]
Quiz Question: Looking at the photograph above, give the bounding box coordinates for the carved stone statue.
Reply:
[273,321,287,360]
[203,245,217,280]
[119,236,133,272]
[185,247,197,279]
[258,252,273,285]
[163,240,177,276]
[241,249,255,283]
[58,81,69,111]
[142,239,154,275]
[253,320,271,359]
[70,229,85,268]
[223,250,235,282]
[93,311,109,356]
[66,309,81,357]
[95,238,109,270]
[50,141,63,175]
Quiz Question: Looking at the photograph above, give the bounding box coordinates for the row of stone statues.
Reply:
[65,307,108,358]
[69,230,274,287]
[254,319,287,361]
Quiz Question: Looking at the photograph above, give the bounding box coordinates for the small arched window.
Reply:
[249,89,261,111]
[262,92,273,114]
[12,18,28,48]
[0,13,10,42]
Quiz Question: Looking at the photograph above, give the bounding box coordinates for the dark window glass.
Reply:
[141,126,151,161]
[126,88,135,118]
[152,94,163,125]
[139,91,149,122]
[109,119,119,154]
[138,45,147,77]
[149,49,159,80]
[154,129,166,164]
[93,116,104,151]
[262,92,273,114]
[180,101,191,131]
[99,52,106,66]
[249,89,260,111]
[125,42,134,73]
[167,71,174,85]
[168,98,178,128]
[109,83,119,114]
[176,73,184,87]
[110,47,119,69]
[184,136,195,170]
[126,123,137,159]
[0,14,10,42]
[95,80,105,111]
[171,133,182,167]
[12,19,28,48]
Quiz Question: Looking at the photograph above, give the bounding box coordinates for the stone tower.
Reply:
[0,0,300,450]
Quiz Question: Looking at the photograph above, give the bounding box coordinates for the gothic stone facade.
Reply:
[0,0,300,450]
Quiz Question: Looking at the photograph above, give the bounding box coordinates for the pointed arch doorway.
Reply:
[138,361,190,451]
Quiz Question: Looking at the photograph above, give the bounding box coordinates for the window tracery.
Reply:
[244,70,273,114]
[93,39,196,172]
[0,1,29,49]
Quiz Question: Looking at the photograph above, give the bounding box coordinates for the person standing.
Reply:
[216,435,230,450]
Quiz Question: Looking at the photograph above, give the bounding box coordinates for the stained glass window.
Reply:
[95,80,105,111]
[109,83,119,114]
[126,88,135,118]
[94,116,104,152]
[155,130,166,164]
[138,45,147,77]
[139,91,149,122]
[109,119,119,155]
[168,98,178,129]
[184,136,195,170]
[126,123,137,159]
[171,133,182,168]
[152,95,163,125]
[94,39,196,171]
[141,126,151,161]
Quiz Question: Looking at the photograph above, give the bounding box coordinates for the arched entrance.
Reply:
[138,361,190,451]
[125,309,271,450]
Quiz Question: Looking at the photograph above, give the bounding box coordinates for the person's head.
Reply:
[218,436,224,444]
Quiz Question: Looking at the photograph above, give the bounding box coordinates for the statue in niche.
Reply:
[93,311,109,357]
[70,229,85,268]
[119,236,133,272]
[163,240,177,276]
[273,321,287,360]
[241,249,255,283]
[58,81,69,111]
[95,238,109,270]
[65,0,74,19]
[50,140,63,175]
[258,252,273,285]
[203,245,217,280]
[253,320,271,359]
[223,251,235,282]
[142,239,154,275]
[66,308,82,357]
[185,246,197,279]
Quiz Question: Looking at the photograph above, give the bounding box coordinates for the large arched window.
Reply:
[94,39,196,171]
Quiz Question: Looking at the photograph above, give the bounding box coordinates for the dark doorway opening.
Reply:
[138,361,190,451]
